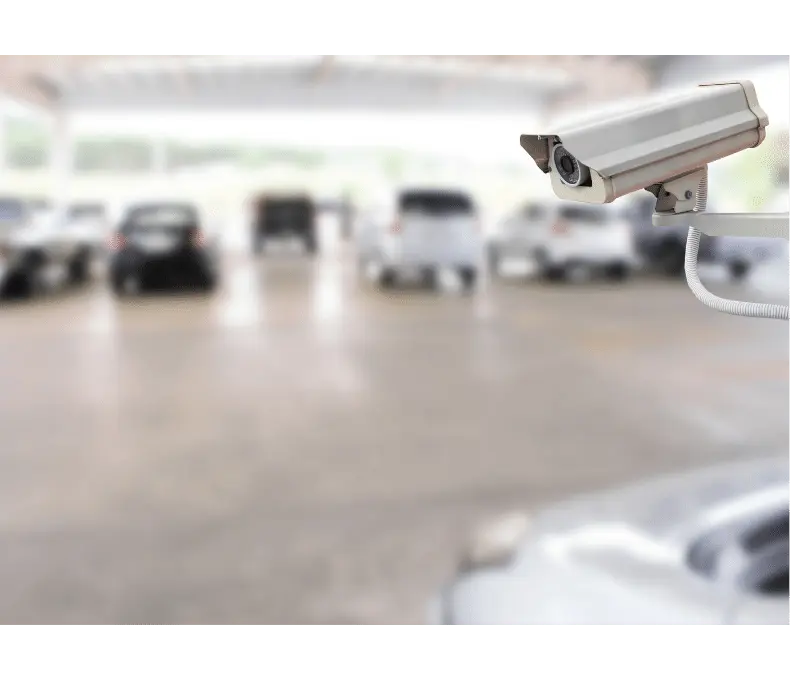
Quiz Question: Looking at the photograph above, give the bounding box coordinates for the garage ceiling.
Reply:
[0,55,657,114]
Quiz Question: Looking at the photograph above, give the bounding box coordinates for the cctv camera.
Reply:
[520,81,768,204]
[519,79,788,321]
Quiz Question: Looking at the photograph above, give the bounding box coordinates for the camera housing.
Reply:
[520,81,769,204]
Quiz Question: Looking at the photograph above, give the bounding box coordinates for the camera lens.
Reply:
[553,144,590,187]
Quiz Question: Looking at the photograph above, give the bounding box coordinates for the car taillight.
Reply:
[552,220,570,236]
[108,232,126,250]
[191,229,207,247]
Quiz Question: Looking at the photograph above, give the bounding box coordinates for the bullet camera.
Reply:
[520,81,768,204]
[520,80,788,321]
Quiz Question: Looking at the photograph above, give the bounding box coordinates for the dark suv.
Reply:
[251,193,317,255]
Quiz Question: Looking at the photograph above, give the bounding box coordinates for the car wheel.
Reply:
[604,262,630,282]
[458,267,478,292]
[487,246,500,275]
[199,277,218,293]
[543,265,567,282]
[15,253,47,298]
[729,260,750,281]
[423,267,440,290]
[658,239,685,277]
[68,250,92,285]
[379,268,397,289]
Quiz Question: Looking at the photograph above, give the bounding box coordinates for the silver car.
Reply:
[1,196,96,297]
[431,457,788,624]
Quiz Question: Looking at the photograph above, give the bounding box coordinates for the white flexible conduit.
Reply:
[685,170,789,320]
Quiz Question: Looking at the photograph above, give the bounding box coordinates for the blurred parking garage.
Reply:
[0,55,787,623]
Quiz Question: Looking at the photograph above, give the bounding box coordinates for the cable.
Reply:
[683,170,789,320]
[685,227,788,319]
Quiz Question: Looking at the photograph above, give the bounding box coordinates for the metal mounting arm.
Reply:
[647,165,788,321]
[652,211,789,239]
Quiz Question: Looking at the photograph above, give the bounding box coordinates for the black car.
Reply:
[251,193,317,255]
[108,203,220,295]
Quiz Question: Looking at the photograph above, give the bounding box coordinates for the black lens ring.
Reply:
[553,145,581,186]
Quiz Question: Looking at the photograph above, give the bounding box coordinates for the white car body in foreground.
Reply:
[431,457,789,624]
[356,188,484,290]
[488,201,637,280]
[1,197,96,295]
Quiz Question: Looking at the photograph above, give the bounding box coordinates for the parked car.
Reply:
[488,200,636,281]
[251,193,317,255]
[0,196,96,297]
[57,202,112,259]
[108,202,220,295]
[623,192,717,276]
[430,456,788,624]
[356,188,483,291]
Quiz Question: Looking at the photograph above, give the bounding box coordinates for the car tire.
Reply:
[423,267,440,290]
[543,265,567,282]
[729,260,750,281]
[487,246,500,275]
[657,239,685,277]
[379,268,397,289]
[68,249,92,285]
[458,267,478,292]
[603,262,630,282]
[14,252,47,298]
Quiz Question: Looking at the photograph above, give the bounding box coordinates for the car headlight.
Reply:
[457,511,531,575]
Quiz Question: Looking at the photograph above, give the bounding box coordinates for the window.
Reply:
[687,504,789,597]
[754,567,789,596]
[124,205,197,232]
[741,511,789,553]
[398,191,474,215]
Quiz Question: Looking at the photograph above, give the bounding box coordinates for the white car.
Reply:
[1,196,96,297]
[356,188,483,291]
[430,456,789,624]
[488,201,636,281]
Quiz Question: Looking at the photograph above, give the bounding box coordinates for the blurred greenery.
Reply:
[720,129,789,209]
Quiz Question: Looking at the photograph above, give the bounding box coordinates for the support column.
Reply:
[151,137,168,175]
[50,108,74,225]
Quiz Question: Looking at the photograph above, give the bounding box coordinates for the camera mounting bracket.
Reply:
[647,165,789,239]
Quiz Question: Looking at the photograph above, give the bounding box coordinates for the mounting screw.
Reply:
[684,190,693,199]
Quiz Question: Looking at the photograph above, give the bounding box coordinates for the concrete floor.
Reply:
[0,250,787,623]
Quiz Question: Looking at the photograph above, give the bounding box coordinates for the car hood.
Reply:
[524,454,790,542]
[444,457,788,624]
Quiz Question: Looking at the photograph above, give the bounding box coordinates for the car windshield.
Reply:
[124,205,197,231]
[399,191,474,216]
[69,204,105,220]
[558,205,610,224]
[263,199,312,218]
